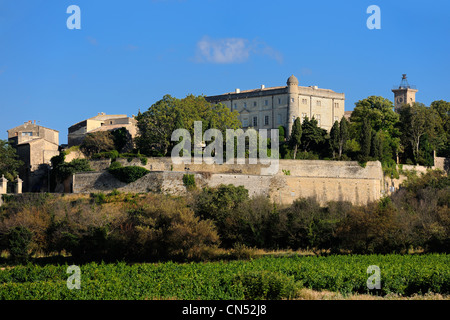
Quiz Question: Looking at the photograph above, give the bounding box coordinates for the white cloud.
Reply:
[195,36,282,64]
[196,36,250,64]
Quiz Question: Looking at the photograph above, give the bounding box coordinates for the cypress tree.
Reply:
[360,116,372,161]
[330,121,340,159]
[290,117,302,159]
[339,117,349,158]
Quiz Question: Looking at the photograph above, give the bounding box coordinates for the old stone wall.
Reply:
[75,158,385,206]
[434,156,450,172]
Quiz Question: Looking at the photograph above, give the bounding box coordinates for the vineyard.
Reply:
[1,254,449,300]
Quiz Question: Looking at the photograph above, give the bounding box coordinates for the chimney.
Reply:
[235,88,240,93]
[261,85,265,90]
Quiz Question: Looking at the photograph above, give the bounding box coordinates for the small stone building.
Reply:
[7,121,60,192]
[68,112,137,147]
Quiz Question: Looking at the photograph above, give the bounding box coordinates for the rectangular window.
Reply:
[315,114,321,126]
[264,100,268,106]
[244,102,247,108]
[291,98,294,103]
[253,116,258,127]
[253,101,257,107]
[278,98,282,104]
[302,98,307,104]
[334,116,339,122]
[277,114,282,124]
[21,132,33,137]
[264,115,269,126]
[316,100,321,107]
[242,118,249,127]
[334,102,339,108]
[233,103,237,110]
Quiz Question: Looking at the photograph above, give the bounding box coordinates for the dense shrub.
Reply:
[120,195,219,261]
[232,270,300,300]
[401,169,449,193]
[109,166,149,183]
[92,150,119,160]
[194,184,249,248]
[233,196,279,249]
[7,226,33,264]
[51,155,93,181]
[0,169,447,263]
[91,192,106,205]
[109,161,122,170]
[80,131,115,156]
[182,174,196,190]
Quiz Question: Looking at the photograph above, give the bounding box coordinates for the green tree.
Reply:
[301,116,327,153]
[111,127,132,153]
[360,116,372,162]
[81,131,115,156]
[351,96,399,136]
[370,131,382,161]
[430,100,450,157]
[398,103,436,164]
[0,140,23,181]
[430,100,449,157]
[329,121,340,159]
[278,126,286,142]
[350,96,400,163]
[290,117,302,159]
[51,153,93,182]
[136,94,241,156]
[8,226,33,264]
[338,117,349,159]
[194,184,249,248]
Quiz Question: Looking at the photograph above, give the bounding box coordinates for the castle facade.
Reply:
[205,75,345,136]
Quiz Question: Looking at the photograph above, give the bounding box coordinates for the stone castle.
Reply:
[205,75,345,136]
[4,74,447,205]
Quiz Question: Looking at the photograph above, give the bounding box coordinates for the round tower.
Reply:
[287,74,299,137]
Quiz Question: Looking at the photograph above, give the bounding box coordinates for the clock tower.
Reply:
[392,74,418,111]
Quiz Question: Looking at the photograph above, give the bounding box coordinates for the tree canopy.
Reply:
[300,116,327,153]
[290,117,302,159]
[0,140,23,181]
[350,95,400,136]
[135,94,241,156]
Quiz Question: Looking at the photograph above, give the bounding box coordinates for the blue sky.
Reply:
[1,0,449,144]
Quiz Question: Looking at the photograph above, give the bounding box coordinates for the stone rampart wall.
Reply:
[76,159,384,206]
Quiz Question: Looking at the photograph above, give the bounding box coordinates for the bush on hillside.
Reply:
[92,150,119,161]
[7,226,33,264]
[121,196,220,261]
[109,166,149,183]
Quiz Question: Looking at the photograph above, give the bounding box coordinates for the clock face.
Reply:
[398,97,403,103]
